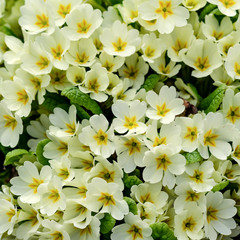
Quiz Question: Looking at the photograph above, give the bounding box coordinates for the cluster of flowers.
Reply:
[0,0,240,239]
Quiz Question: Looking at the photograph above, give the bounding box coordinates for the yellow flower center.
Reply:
[219,0,236,8]
[29,178,44,194]
[194,56,211,72]
[182,216,196,231]
[130,10,138,19]
[65,122,76,134]
[88,78,100,93]
[16,89,29,105]
[51,44,64,60]
[79,225,92,236]
[57,141,68,156]
[50,231,64,240]
[30,77,41,90]
[77,19,92,34]
[172,40,187,54]
[103,61,114,72]
[140,192,153,204]
[185,190,200,201]
[212,30,224,40]
[3,115,17,130]
[234,62,240,76]
[226,106,240,123]
[94,129,108,145]
[158,64,170,74]
[189,170,204,183]
[6,209,15,222]
[127,225,143,240]
[184,126,198,142]
[155,1,173,19]
[58,168,70,180]
[207,206,218,223]
[98,170,115,182]
[36,56,49,70]
[145,46,156,58]
[76,52,89,64]
[156,102,170,117]
[123,66,139,80]
[98,192,115,206]
[58,4,71,18]
[153,137,167,147]
[112,38,127,52]
[156,154,172,171]
[35,14,49,28]
[203,129,219,147]
[233,145,240,159]
[124,137,141,155]
[124,116,139,130]
[48,189,60,203]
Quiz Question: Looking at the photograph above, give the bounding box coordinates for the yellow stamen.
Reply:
[203,129,218,147]
[58,4,71,18]
[156,102,170,117]
[194,56,211,72]
[112,38,127,52]
[94,129,108,145]
[77,19,92,34]
[3,115,17,130]
[155,1,173,19]
[35,14,49,28]
[155,154,172,171]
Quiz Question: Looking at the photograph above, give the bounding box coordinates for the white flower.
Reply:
[10,161,52,204]
[204,191,237,240]
[181,39,222,78]
[79,63,109,102]
[100,20,141,57]
[182,0,207,11]
[112,100,147,135]
[63,3,102,41]
[0,103,23,148]
[207,0,240,16]
[118,53,149,89]
[0,199,17,235]
[232,137,240,165]
[146,85,185,124]
[177,161,216,192]
[78,114,115,158]
[143,145,186,189]
[115,135,148,173]
[225,44,240,80]
[19,0,55,35]
[38,176,66,216]
[86,177,129,220]
[138,0,189,34]
[111,213,153,240]
[66,66,86,86]
[174,202,204,240]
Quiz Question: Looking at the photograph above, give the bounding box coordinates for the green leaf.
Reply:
[72,103,90,120]
[62,87,102,115]
[150,222,177,240]
[141,74,161,92]
[4,149,29,166]
[123,197,138,215]
[187,83,202,101]
[182,150,203,164]
[100,213,116,234]
[198,85,226,113]
[212,181,229,192]
[36,139,51,165]
[0,143,11,155]
[123,173,142,189]
[199,3,217,21]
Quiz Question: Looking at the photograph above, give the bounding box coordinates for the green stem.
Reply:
[199,3,217,21]
[87,0,106,11]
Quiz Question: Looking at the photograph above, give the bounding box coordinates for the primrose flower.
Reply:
[207,0,240,16]
[10,161,52,204]
[66,66,86,86]
[78,114,115,158]
[232,137,240,165]
[111,213,153,240]
[112,100,147,135]
[182,0,207,11]
[203,191,237,240]
[146,85,185,124]
[138,0,189,34]
[19,0,55,35]
[63,3,103,41]
[86,177,129,220]
[181,39,222,78]
[143,145,186,189]
[100,20,141,57]
[0,103,23,148]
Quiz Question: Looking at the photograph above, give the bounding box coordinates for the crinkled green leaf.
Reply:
[4,149,29,166]
[141,74,161,92]
[62,87,102,115]
[182,150,203,164]
[198,85,226,113]
[36,139,51,165]
[100,213,116,234]
[72,103,90,120]
[123,173,142,189]
[199,3,217,21]
[123,197,138,215]
[212,181,229,192]
[40,92,69,113]
[150,222,177,240]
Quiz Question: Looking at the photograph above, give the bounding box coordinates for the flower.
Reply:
[138,0,189,34]
[100,20,141,57]
[203,191,237,240]
[207,0,240,16]
[111,212,153,240]
[78,114,115,158]
[146,85,185,124]
[86,177,129,220]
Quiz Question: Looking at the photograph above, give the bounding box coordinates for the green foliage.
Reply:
[123,197,138,215]
[36,139,51,165]
[150,222,177,240]
[199,3,217,21]
[123,173,142,189]
[182,150,203,164]
[141,74,161,92]
[198,85,226,113]
[4,149,29,166]
[212,181,229,192]
[100,213,116,234]
[61,86,102,115]
[72,103,91,120]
